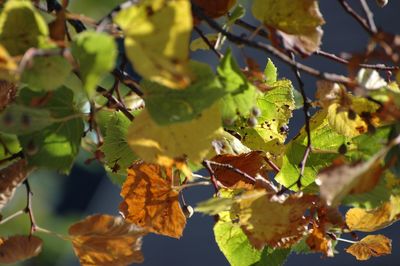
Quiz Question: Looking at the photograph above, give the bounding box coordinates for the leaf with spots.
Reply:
[346,235,391,260]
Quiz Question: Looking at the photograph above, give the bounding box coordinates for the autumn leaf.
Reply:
[0,159,30,211]
[306,223,334,257]
[232,190,315,249]
[346,235,392,260]
[192,0,236,22]
[0,80,16,111]
[346,196,400,232]
[68,214,147,266]
[252,0,325,55]
[0,235,43,264]
[119,162,186,238]
[0,45,17,82]
[211,151,267,189]
[115,0,192,89]
[127,103,222,165]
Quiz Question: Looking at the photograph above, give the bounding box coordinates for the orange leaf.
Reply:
[232,190,316,249]
[119,162,186,238]
[0,235,43,264]
[68,214,147,266]
[346,235,391,260]
[211,151,266,189]
[306,223,334,257]
[0,159,30,211]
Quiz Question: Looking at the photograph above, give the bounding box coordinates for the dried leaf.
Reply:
[306,223,334,257]
[346,196,400,232]
[0,80,16,111]
[211,151,266,189]
[346,235,391,260]
[119,162,186,238]
[68,214,146,266]
[0,159,29,211]
[0,235,43,264]
[232,190,315,249]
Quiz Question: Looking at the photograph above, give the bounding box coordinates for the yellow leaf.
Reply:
[346,196,400,232]
[346,235,391,260]
[119,162,186,238]
[232,190,315,249]
[0,45,17,82]
[115,0,192,89]
[252,0,324,54]
[127,103,222,165]
[68,214,147,266]
[0,159,30,211]
[0,235,43,264]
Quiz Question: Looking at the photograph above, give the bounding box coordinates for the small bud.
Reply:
[376,0,389,7]
[338,144,347,155]
[182,205,194,218]
[247,116,258,127]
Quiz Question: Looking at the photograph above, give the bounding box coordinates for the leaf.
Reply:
[21,54,72,92]
[119,162,186,238]
[0,235,43,264]
[305,223,334,257]
[217,49,258,123]
[264,59,277,86]
[68,214,146,266]
[0,0,49,56]
[101,112,137,175]
[127,103,222,165]
[316,143,392,207]
[0,104,54,135]
[214,211,262,266]
[255,247,291,266]
[142,61,225,125]
[357,68,387,90]
[345,196,400,232]
[17,87,84,173]
[71,31,117,97]
[193,0,236,19]
[252,0,324,55]
[346,235,391,260]
[0,133,20,161]
[190,33,219,51]
[0,159,29,211]
[115,0,192,88]
[0,45,17,82]
[232,190,315,249]
[211,151,266,189]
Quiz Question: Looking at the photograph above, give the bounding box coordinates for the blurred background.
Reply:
[1,0,400,265]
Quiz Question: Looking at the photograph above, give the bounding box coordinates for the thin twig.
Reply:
[0,210,25,225]
[111,69,143,97]
[338,0,374,35]
[265,157,280,173]
[191,2,352,85]
[23,180,37,235]
[176,181,212,190]
[0,151,24,166]
[202,161,220,193]
[359,0,377,33]
[96,86,134,121]
[193,26,223,59]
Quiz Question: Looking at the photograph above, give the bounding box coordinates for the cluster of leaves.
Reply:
[0,0,400,265]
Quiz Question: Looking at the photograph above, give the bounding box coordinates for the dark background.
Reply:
[1,1,399,265]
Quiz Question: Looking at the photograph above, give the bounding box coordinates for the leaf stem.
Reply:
[336,237,358,244]
[0,210,25,225]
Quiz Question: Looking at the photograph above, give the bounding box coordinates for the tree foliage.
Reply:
[0,0,400,265]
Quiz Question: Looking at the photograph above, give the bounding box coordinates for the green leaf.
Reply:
[0,0,49,56]
[348,126,391,160]
[214,212,262,266]
[0,133,20,161]
[71,31,117,98]
[18,87,84,173]
[226,4,246,27]
[217,49,257,123]
[0,104,53,135]
[254,247,291,266]
[101,112,137,175]
[21,54,72,91]
[142,61,225,125]
[264,59,277,86]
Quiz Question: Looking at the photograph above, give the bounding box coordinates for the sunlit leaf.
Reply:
[127,103,222,165]
[71,31,117,98]
[0,0,49,55]
[0,235,43,264]
[0,45,17,81]
[115,0,192,88]
[346,196,400,232]
[68,214,146,266]
[119,162,186,238]
[346,235,391,260]
[252,0,324,55]
[305,223,334,257]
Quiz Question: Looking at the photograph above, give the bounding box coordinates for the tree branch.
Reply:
[338,0,374,35]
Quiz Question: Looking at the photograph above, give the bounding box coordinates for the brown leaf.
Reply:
[68,214,146,266]
[211,151,266,189]
[346,196,400,232]
[119,162,186,238]
[193,0,236,21]
[0,159,29,211]
[0,235,43,264]
[232,190,316,249]
[49,10,66,43]
[346,235,392,260]
[306,222,334,257]
[0,80,16,111]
